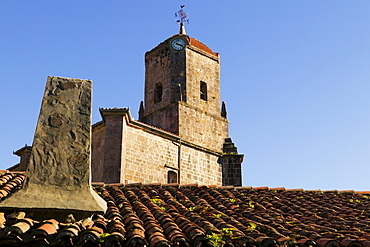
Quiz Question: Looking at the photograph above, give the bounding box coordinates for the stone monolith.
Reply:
[0,76,107,220]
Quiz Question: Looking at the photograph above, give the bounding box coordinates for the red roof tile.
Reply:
[1,175,370,247]
[188,37,219,57]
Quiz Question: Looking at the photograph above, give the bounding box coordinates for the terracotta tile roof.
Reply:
[0,171,25,199]
[1,175,370,247]
[188,37,219,57]
[146,35,219,58]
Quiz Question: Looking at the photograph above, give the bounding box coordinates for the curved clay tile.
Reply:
[316,238,341,247]
[188,37,218,57]
[55,223,81,243]
[3,179,370,247]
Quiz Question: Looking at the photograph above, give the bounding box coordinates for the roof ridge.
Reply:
[91,182,370,194]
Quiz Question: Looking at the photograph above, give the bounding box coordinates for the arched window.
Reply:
[167,171,178,184]
[154,82,163,103]
[200,81,207,101]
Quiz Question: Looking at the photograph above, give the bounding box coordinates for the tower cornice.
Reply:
[145,34,219,60]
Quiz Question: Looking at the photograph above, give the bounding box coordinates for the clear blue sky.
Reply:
[1,1,370,190]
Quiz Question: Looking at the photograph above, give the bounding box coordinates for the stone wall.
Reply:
[121,121,178,184]
[185,46,221,116]
[91,109,223,186]
[90,35,240,186]
[142,41,185,126]
[123,122,222,185]
[102,114,124,184]
[141,36,228,153]
[141,103,179,136]
[175,45,228,153]
[91,122,105,182]
[178,102,228,153]
[179,145,222,185]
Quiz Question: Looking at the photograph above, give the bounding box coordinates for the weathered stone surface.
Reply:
[92,108,223,185]
[90,34,240,186]
[140,34,228,153]
[0,76,106,220]
[220,138,244,186]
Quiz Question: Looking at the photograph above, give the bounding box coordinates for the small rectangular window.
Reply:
[200,81,207,101]
[168,171,178,183]
[154,82,163,103]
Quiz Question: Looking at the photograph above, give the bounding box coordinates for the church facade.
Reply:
[90,31,244,186]
[10,29,244,187]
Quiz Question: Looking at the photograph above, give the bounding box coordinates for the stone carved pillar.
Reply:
[13,145,32,171]
[220,138,244,186]
[0,76,107,220]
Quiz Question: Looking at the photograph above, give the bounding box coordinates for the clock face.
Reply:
[171,38,186,51]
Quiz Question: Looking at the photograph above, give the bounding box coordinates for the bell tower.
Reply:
[139,21,229,153]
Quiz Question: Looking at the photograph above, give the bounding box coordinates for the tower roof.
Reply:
[146,35,219,58]
[188,36,219,57]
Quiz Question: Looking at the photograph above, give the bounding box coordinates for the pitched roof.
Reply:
[145,34,219,59]
[1,172,370,247]
[188,37,219,57]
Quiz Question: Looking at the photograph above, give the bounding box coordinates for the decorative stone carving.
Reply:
[0,76,107,220]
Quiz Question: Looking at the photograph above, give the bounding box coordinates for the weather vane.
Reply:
[175,5,189,24]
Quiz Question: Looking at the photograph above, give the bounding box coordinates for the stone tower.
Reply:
[88,23,244,186]
[139,27,228,153]
[10,25,244,186]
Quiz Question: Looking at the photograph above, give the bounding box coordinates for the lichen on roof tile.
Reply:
[1,176,370,246]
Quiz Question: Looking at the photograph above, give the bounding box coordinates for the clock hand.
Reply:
[176,42,184,47]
